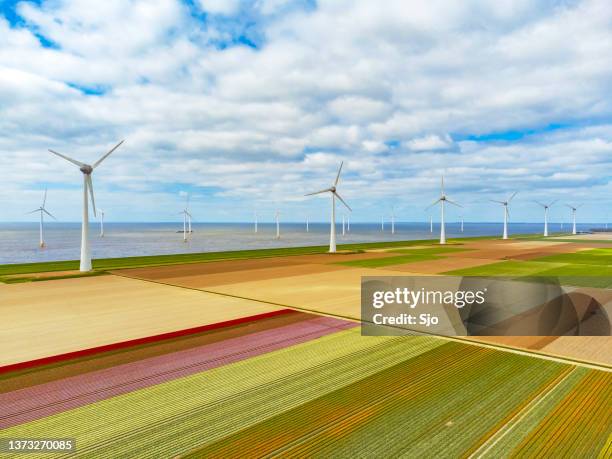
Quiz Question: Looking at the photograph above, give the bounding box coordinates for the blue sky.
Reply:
[0,0,611,223]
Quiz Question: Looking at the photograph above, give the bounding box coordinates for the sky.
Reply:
[0,0,611,223]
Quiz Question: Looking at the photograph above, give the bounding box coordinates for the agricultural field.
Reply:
[1,235,610,457]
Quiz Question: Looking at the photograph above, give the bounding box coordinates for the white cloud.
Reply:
[0,0,610,222]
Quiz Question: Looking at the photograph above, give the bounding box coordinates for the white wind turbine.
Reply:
[178,195,192,243]
[342,215,346,236]
[430,215,433,233]
[28,187,56,248]
[275,210,280,239]
[347,215,350,232]
[536,200,557,237]
[99,209,105,237]
[391,206,395,234]
[566,204,582,235]
[460,215,464,233]
[491,192,517,240]
[306,216,309,232]
[426,176,461,245]
[254,211,258,233]
[305,161,351,253]
[49,140,124,271]
[381,215,385,231]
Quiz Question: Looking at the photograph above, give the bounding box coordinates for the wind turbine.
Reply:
[306,216,309,232]
[254,211,258,233]
[566,204,581,235]
[305,161,351,253]
[460,215,464,233]
[430,215,433,233]
[275,210,280,239]
[381,216,385,231]
[342,215,346,236]
[49,140,124,271]
[391,207,395,234]
[347,215,350,232]
[178,195,192,242]
[28,187,56,248]
[99,209,105,237]
[491,192,517,240]
[426,176,461,245]
[535,200,557,237]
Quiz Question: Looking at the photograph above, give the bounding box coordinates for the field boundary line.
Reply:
[467,366,578,459]
[109,272,612,372]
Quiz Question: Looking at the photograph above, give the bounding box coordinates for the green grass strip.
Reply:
[533,248,612,266]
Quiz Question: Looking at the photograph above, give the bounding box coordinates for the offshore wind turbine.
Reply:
[391,207,395,234]
[306,216,309,232]
[426,176,461,245]
[536,200,557,237]
[460,215,464,233]
[381,216,384,231]
[430,215,433,233]
[275,210,280,239]
[49,140,124,271]
[99,209,105,237]
[178,195,192,242]
[28,187,56,248]
[305,161,351,253]
[347,215,350,232]
[491,192,517,240]
[566,204,581,235]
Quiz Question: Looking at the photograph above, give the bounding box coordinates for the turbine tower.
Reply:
[254,211,258,233]
[275,210,280,239]
[566,204,581,235]
[536,200,557,237]
[381,216,384,231]
[342,215,346,236]
[391,207,395,234]
[430,215,433,233]
[99,209,105,237]
[28,187,56,248]
[306,216,309,232]
[178,195,192,242]
[426,176,461,245]
[49,140,124,271]
[460,215,464,233]
[305,161,351,253]
[491,192,517,240]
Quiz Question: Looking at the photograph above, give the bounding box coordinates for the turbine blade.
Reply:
[86,175,97,217]
[93,140,124,169]
[446,198,463,208]
[535,200,546,208]
[425,198,441,210]
[334,161,343,187]
[548,199,558,207]
[186,211,192,218]
[42,187,48,208]
[490,199,505,204]
[565,204,573,209]
[48,149,85,168]
[27,208,40,214]
[508,191,517,202]
[43,208,57,220]
[334,191,351,211]
[305,188,332,196]
[441,175,445,194]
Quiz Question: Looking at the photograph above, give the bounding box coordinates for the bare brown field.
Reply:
[128,263,352,289]
[540,337,612,365]
[0,275,281,367]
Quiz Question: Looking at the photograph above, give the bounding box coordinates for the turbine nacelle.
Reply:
[80,164,94,175]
